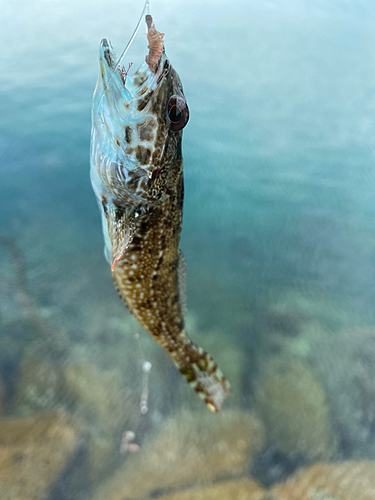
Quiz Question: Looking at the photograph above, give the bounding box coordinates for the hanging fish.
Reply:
[90,3,231,412]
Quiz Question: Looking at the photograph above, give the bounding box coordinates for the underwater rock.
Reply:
[0,319,46,407]
[266,290,360,334]
[251,445,307,488]
[153,478,266,500]
[13,354,66,416]
[91,409,265,500]
[254,290,361,363]
[63,363,127,431]
[269,461,375,500]
[0,377,5,415]
[0,412,81,500]
[309,328,375,459]
[73,311,175,415]
[253,354,336,460]
[62,362,137,476]
[13,348,141,478]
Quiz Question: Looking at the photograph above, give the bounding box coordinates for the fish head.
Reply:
[90,11,189,270]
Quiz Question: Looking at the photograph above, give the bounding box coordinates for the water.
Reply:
[1,0,375,498]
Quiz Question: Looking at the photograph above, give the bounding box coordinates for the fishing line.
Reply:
[95,0,150,120]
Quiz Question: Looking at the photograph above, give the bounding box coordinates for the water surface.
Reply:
[1,0,375,497]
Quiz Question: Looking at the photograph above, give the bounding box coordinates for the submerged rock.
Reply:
[154,479,265,500]
[254,290,361,363]
[0,377,5,415]
[253,354,336,460]
[91,409,265,500]
[266,290,359,335]
[13,340,143,479]
[13,354,65,416]
[309,328,375,459]
[251,445,307,488]
[63,363,129,432]
[0,412,81,500]
[269,461,375,500]
[62,361,138,477]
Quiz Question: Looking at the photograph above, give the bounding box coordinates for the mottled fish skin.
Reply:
[90,12,231,412]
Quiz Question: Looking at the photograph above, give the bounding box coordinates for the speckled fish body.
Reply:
[90,8,231,412]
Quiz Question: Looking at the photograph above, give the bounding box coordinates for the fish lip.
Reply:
[100,38,116,70]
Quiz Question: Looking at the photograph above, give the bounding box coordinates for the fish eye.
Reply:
[166,96,189,132]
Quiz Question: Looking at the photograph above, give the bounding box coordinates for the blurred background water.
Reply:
[1,0,375,498]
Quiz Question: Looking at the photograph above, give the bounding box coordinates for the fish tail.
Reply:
[176,341,231,413]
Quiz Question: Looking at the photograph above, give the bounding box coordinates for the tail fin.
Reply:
[177,341,231,413]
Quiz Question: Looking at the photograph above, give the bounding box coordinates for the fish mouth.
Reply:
[97,6,165,110]
[91,4,167,198]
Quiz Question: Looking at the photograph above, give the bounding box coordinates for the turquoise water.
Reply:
[1,0,375,497]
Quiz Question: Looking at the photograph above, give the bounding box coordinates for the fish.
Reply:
[90,3,231,412]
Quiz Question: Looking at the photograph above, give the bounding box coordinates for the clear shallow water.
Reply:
[1,0,375,498]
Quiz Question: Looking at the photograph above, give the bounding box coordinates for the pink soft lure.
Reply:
[145,14,164,72]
